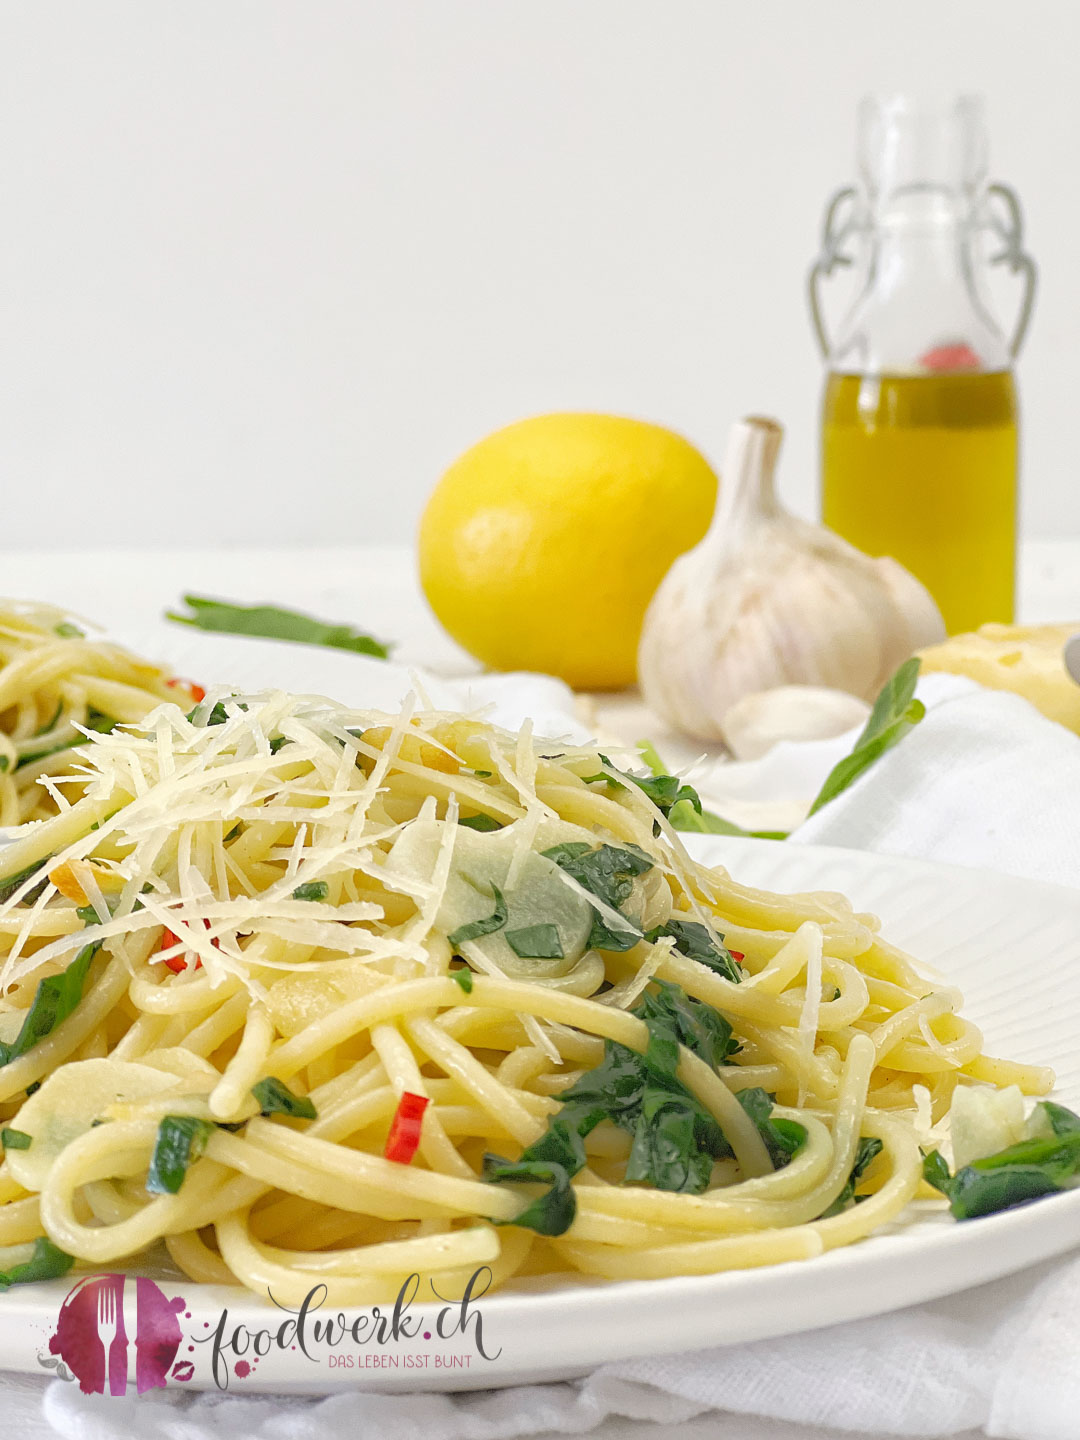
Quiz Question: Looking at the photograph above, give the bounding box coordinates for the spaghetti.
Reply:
[0,690,1054,1302]
[0,600,199,826]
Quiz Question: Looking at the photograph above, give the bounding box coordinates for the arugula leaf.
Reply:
[167,595,391,660]
[0,942,101,1068]
[447,885,508,949]
[586,755,703,822]
[923,1104,1080,1219]
[34,701,64,737]
[734,1087,808,1169]
[481,1154,577,1235]
[146,1115,215,1194]
[0,857,51,905]
[251,1076,317,1119]
[818,1136,883,1217]
[543,841,654,953]
[84,708,118,736]
[807,658,925,817]
[625,1089,717,1193]
[485,977,756,1228]
[1038,1101,1080,1137]
[642,666,926,839]
[188,699,246,726]
[668,800,788,840]
[451,967,474,993]
[0,1236,74,1290]
[922,1147,953,1196]
[505,923,564,960]
[645,917,742,985]
[291,881,328,902]
[636,979,739,1070]
[1,1128,31,1149]
[457,813,503,832]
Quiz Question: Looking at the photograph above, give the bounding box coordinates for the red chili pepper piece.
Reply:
[729,950,745,963]
[384,1091,430,1165]
[166,678,206,703]
[160,921,218,974]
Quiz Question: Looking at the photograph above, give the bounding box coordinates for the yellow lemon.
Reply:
[419,413,718,690]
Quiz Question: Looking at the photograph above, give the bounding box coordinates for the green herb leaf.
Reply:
[291,881,328,902]
[451,967,474,993]
[481,1154,577,1236]
[146,1115,215,1194]
[540,841,592,865]
[636,979,739,1070]
[188,698,246,726]
[0,942,101,1068]
[54,621,84,639]
[269,735,292,755]
[84,708,118,736]
[645,918,742,985]
[457,813,503,832]
[586,755,703,822]
[625,1089,717,1192]
[922,1108,1080,1220]
[484,976,752,1226]
[251,1076,317,1120]
[1038,1101,1080,1138]
[0,757,7,773]
[34,701,64,737]
[668,799,789,840]
[224,822,242,843]
[0,1236,74,1290]
[167,596,392,660]
[505,923,564,960]
[635,739,667,777]
[543,841,654,954]
[447,884,508,949]
[818,1136,883,1217]
[807,659,925,818]
[0,858,51,905]
[1,1128,31,1150]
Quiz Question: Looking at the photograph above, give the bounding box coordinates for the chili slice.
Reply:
[384,1091,430,1165]
[166,678,206,703]
[159,921,218,974]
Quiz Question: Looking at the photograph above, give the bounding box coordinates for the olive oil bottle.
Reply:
[822,370,1017,634]
[810,96,1035,635]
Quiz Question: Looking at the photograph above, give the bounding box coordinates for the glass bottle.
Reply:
[809,95,1036,635]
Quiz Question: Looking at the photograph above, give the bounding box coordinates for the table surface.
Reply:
[2,538,1077,674]
[0,539,1075,1440]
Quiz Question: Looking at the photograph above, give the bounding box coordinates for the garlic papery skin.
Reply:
[720,686,871,762]
[637,416,945,744]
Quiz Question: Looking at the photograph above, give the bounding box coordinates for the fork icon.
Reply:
[96,1282,125,1396]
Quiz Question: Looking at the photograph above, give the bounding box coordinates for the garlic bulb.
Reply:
[638,416,945,743]
[720,685,871,762]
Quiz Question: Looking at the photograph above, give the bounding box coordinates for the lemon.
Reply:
[419,413,718,690]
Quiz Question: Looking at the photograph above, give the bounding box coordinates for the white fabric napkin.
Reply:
[18,658,1080,1440]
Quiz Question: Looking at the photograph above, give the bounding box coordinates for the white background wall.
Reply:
[0,1,1075,549]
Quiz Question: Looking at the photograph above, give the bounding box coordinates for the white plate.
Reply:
[6,837,1080,1394]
